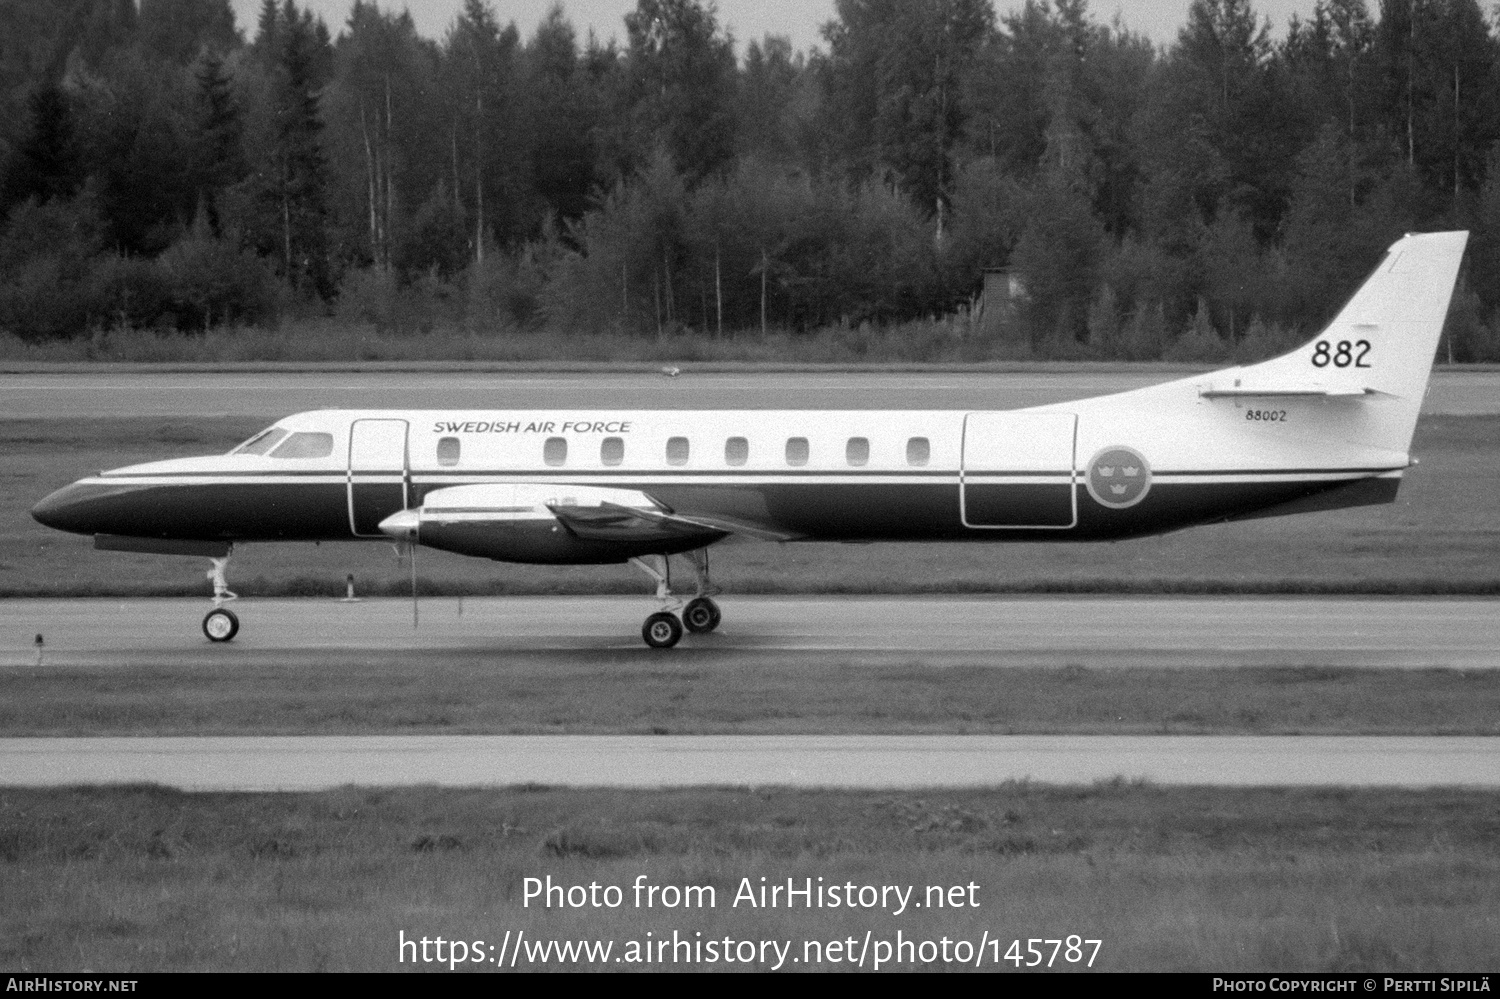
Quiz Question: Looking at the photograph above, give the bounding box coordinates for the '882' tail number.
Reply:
[1311,339,1371,368]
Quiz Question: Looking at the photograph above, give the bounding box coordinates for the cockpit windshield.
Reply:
[270,432,334,459]
[231,426,288,455]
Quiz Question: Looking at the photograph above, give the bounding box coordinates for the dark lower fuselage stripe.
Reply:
[48,473,1400,547]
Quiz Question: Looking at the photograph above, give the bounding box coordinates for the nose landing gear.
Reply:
[201,552,239,643]
[202,606,239,642]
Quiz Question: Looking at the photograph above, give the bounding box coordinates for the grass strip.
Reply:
[2,784,1496,971]
[4,659,1499,736]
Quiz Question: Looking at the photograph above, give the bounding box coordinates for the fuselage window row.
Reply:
[421,433,934,469]
[435,433,935,469]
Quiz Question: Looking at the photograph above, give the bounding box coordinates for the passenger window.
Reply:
[436,436,460,467]
[725,437,748,466]
[233,427,287,455]
[906,436,930,467]
[601,436,624,466]
[666,436,690,465]
[846,437,869,466]
[544,437,567,466]
[785,437,809,466]
[270,432,333,459]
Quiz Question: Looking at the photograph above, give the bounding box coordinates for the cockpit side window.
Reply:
[270,432,334,459]
[232,427,288,455]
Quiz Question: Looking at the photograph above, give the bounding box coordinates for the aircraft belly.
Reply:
[1065,476,1398,540]
[37,481,351,541]
[612,476,1388,543]
[648,481,968,541]
[349,480,405,536]
[180,482,352,540]
[962,481,1076,528]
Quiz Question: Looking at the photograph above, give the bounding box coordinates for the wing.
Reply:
[553,501,800,543]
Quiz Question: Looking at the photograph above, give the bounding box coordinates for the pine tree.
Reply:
[2,86,84,211]
[254,2,333,296]
[445,0,520,263]
[252,0,281,63]
[821,0,993,221]
[525,5,595,225]
[139,0,239,63]
[194,50,246,234]
[623,0,738,182]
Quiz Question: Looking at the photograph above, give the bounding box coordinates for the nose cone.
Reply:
[31,481,97,534]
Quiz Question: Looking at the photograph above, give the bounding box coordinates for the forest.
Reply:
[4,0,1500,362]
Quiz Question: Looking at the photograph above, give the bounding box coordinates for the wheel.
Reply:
[202,607,239,642]
[683,597,721,633]
[642,611,683,649]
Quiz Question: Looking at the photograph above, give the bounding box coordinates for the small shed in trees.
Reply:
[978,267,1027,341]
[981,267,1026,307]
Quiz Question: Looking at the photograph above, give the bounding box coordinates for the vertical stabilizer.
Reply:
[1229,230,1467,454]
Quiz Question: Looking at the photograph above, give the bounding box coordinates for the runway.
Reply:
[1,734,1494,789]
[2,368,1497,418]
[4,595,1499,666]
[6,596,1496,789]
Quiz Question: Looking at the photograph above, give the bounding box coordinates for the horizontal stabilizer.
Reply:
[1198,385,1381,400]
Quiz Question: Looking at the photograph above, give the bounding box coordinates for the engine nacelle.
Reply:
[378,484,725,564]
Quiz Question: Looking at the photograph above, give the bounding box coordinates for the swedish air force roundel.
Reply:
[1085,446,1151,509]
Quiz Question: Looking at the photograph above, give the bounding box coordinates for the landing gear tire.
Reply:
[202,607,239,643]
[642,611,683,649]
[683,597,721,633]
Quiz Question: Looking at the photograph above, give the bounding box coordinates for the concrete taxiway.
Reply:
[1,734,1494,789]
[4,595,1497,667]
[2,368,1497,419]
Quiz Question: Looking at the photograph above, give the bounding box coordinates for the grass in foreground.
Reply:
[3,657,1499,736]
[5,416,1500,597]
[2,785,1496,971]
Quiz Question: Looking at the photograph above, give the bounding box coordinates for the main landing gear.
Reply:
[201,552,239,642]
[630,549,722,648]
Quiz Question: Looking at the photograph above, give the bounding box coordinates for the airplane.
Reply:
[30,230,1467,648]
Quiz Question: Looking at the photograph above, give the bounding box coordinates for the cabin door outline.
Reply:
[960,412,1078,529]
[348,418,410,537]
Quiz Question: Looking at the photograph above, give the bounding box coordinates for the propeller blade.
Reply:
[410,521,419,630]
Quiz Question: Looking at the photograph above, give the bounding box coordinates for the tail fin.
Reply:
[1209,230,1467,454]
